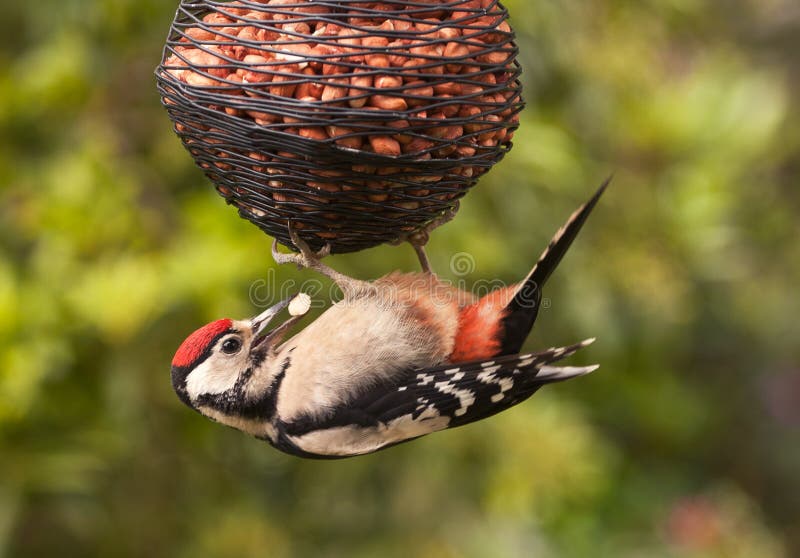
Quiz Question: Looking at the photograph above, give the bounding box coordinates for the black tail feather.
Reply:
[498,177,611,355]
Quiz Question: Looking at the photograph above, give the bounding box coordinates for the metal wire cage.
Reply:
[156,0,524,253]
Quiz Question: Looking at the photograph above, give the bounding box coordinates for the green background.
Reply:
[1,1,798,556]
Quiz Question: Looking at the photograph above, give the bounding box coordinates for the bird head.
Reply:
[170,293,310,430]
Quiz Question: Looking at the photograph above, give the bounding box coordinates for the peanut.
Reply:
[234,26,259,57]
[405,81,434,107]
[460,82,484,96]
[299,127,328,141]
[269,75,297,97]
[478,114,501,142]
[275,40,313,64]
[403,137,435,154]
[375,75,402,90]
[246,110,279,124]
[394,201,420,210]
[477,49,512,65]
[310,168,346,179]
[282,22,311,35]
[387,40,410,67]
[256,27,280,42]
[184,26,216,42]
[163,54,187,81]
[269,63,301,97]
[347,70,373,108]
[289,1,332,17]
[433,81,462,96]
[438,27,462,41]
[185,70,221,87]
[363,35,390,68]
[218,2,249,18]
[321,78,349,102]
[368,193,390,202]
[295,67,324,98]
[438,99,460,118]
[181,47,228,79]
[239,55,273,84]
[369,136,402,156]
[202,12,233,26]
[365,52,390,68]
[369,95,408,111]
[387,119,412,144]
[477,71,498,86]
[244,10,269,22]
[444,41,470,73]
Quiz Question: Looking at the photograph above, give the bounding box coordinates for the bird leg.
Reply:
[407,201,460,274]
[271,224,370,299]
[411,241,432,274]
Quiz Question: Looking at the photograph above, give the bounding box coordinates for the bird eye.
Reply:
[221,337,242,355]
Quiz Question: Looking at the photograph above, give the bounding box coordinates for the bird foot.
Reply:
[271,224,331,270]
[271,222,370,299]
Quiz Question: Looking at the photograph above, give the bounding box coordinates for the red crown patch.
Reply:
[172,319,233,368]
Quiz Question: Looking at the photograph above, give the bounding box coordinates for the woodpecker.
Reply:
[171,179,609,458]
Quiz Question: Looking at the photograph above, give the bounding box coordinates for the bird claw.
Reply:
[272,223,332,270]
[271,224,374,299]
[271,238,300,267]
[290,226,331,261]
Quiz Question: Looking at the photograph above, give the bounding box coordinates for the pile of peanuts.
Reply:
[158,0,522,248]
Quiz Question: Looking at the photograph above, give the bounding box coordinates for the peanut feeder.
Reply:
[157,0,524,253]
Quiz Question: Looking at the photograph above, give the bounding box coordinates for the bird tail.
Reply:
[497,177,611,355]
[443,338,599,428]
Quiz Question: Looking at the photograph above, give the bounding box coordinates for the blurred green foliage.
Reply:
[1,1,799,556]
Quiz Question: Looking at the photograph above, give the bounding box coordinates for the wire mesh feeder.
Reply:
[156,0,524,253]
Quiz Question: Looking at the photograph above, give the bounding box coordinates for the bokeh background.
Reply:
[1,1,799,556]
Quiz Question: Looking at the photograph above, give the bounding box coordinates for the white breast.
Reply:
[275,290,459,422]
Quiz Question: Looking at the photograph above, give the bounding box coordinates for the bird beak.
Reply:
[251,295,303,350]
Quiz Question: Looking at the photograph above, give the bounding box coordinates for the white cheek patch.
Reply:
[185,357,241,400]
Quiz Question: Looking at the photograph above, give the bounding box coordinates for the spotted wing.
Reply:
[278,339,598,458]
[394,337,597,429]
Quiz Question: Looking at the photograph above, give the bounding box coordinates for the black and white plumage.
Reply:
[171,180,608,458]
[273,340,596,457]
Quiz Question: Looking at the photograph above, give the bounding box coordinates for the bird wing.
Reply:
[276,339,598,458]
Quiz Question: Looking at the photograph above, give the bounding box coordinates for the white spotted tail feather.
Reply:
[398,337,598,429]
[278,339,598,457]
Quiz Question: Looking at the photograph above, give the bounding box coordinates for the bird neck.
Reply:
[240,352,291,419]
[192,353,290,441]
